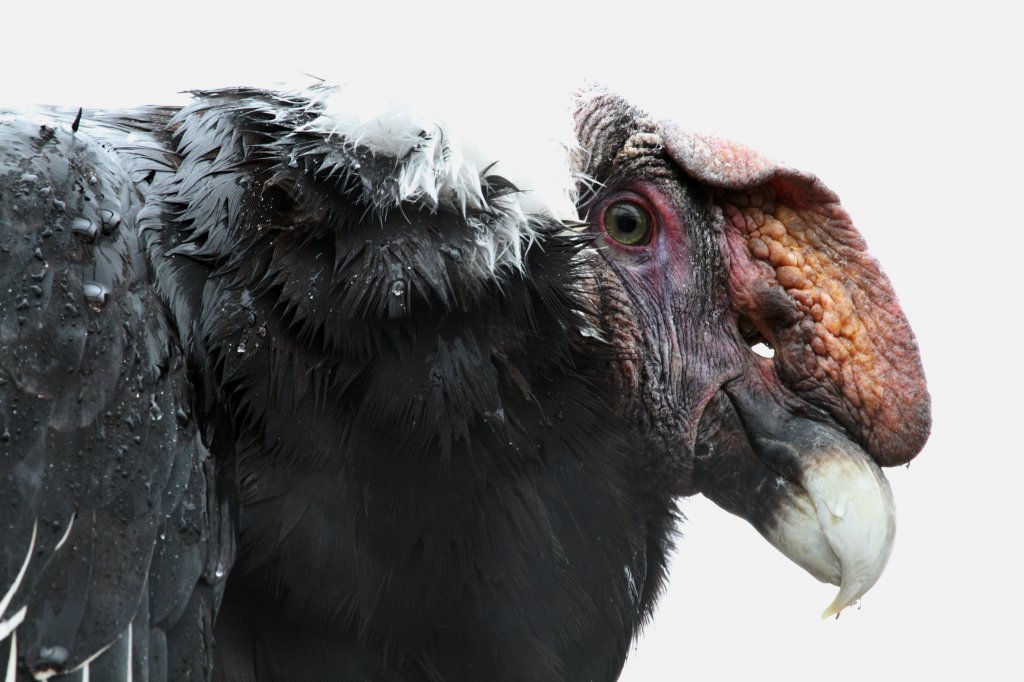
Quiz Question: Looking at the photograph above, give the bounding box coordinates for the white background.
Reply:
[3,1,1021,680]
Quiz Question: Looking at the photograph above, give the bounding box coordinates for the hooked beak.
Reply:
[693,385,895,618]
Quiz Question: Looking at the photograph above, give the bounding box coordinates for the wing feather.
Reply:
[0,111,230,681]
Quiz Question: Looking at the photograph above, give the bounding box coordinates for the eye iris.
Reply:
[604,201,650,245]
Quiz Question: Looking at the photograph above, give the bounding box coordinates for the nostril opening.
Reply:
[738,316,776,359]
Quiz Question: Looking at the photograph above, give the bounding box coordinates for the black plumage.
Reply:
[0,85,929,681]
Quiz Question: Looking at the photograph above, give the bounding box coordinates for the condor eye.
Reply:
[603,201,652,246]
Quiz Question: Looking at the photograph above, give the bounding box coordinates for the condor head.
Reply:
[576,91,931,617]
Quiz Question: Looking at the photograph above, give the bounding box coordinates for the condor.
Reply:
[0,85,929,681]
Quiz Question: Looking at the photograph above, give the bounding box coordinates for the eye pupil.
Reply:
[616,211,638,233]
[603,201,651,246]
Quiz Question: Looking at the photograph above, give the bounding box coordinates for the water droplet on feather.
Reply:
[82,282,109,311]
[72,217,98,242]
[36,645,69,667]
[99,208,122,234]
[149,395,163,421]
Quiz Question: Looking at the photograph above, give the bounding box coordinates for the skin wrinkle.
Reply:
[578,102,741,496]
[723,190,898,454]
[577,88,927,489]
[655,119,930,465]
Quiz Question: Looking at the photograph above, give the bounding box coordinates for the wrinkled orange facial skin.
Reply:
[719,186,929,466]
[657,119,929,468]
[730,195,878,381]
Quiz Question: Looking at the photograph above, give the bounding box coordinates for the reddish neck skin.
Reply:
[586,178,751,494]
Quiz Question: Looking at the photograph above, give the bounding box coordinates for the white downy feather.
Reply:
[301,78,581,275]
